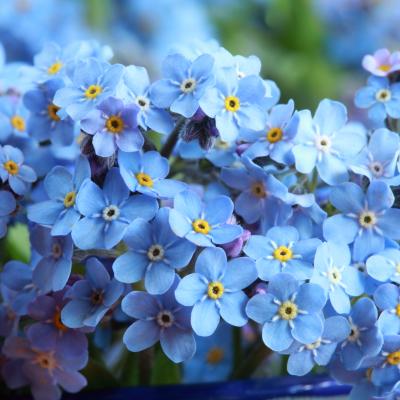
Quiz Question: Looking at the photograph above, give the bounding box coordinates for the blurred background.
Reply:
[1,0,400,111]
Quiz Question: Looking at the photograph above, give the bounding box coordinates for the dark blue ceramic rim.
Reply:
[51,375,351,400]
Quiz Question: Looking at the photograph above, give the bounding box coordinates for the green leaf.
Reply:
[2,223,30,263]
[82,360,119,390]
[151,347,181,385]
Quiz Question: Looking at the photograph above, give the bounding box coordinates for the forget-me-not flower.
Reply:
[367,248,400,284]
[0,96,29,141]
[374,283,400,335]
[0,190,16,238]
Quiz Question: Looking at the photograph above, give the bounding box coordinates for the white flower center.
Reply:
[102,205,120,221]
[369,161,384,177]
[147,244,165,261]
[375,89,391,102]
[327,267,342,284]
[358,211,377,228]
[315,135,332,152]
[180,78,197,93]
[156,310,174,328]
[136,96,150,111]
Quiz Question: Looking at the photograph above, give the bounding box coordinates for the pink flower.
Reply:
[362,48,400,77]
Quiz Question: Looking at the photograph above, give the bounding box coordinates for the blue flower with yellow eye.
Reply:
[0,96,29,141]
[169,190,243,247]
[123,65,174,134]
[199,68,267,141]
[151,53,215,118]
[246,273,326,352]
[71,167,158,250]
[244,226,321,281]
[0,145,36,195]
[323,181,400,260]
[53,58,124,121]
[27,155,90,236]
[175,247,257,337]
[122,275,196,363]
[374,283,400,335]
[311,241,364,314]
[23,78,76,146]
[0,190,16,239]
[118,150,187,199]
[113,208,196,294]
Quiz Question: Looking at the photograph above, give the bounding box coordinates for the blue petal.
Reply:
[196,247,226,281]
[292,314,324,344]
[175,273,207,306]
[245,293,278,324]
[222,257,257,290]
[191,298,220,337]
[287,350,314,376]
[295,283,326,313]
[123,320,160,352]
[121,291,159,318]
[160,326,196,363]
[209,224,243,245]
[145,261,175,295]
[219,291,248,327]
[113,251,148,283]
[85,258,110,289]
[262,319,292,351]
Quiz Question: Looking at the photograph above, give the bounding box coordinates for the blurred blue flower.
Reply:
[0,96,29,142]
[374,283,400,335]
[287,316,350,376]
[311,241,364,314]
[169,190,242,247]
[244,226,321,281]
[118,150,187,199]
[199,68,267,141]
[246,273,326,351]
[292,99,366,185]
[355,76,400,124]
[61,258,124,328]
[81,97,143,157]
[183,322,233,382]
[123,65,174,134]
[27,155,90,236]
[113,208,196,294]
[175,247,257,336]
[23,78,75,146]
[0,144,36,195]
[151,53,215,118]
[0,285,20,337]
[30,226,73,293]
[53,59,124,120]
[339,297,383,370]
[323,181,400,260]
[367,248,400,284]
[122,276,196,363]
[72,168,158,250]
[0,189,16,238]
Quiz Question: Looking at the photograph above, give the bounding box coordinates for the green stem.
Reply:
[160,117,186,159]
[138,347,154,386]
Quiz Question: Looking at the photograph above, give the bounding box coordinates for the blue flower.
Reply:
[30,226,73,293]
[122,65,174,134]
[241,100,299,165]
[118,150,187,199]
[0,145,36,195]
[23,78,76,146]
[53,58,124,120]
[183,322,233,383]
[287,316,350,376]
[323,181,400,260]
[367,248,400,284]
[199,68,267,141]
[311,241,364,314]
[175,247,257,336]
[113,208,196,294]
[122,276,196,363]
[221,157,288,224]
[151,53,215,118]
[0,190,16,238]
[246,273,326,351]
[71,168,158,250]
[81,97,143,157]
[349,128,400,184]
[27,155,91,236]
[338,297,383,370]
[244,226,321,281]
[169,190,242,247]
[61,258,124,328]
[355,76,400,124]
[0,96,29,142]
[292,99,366,185]
[374,283,400,335]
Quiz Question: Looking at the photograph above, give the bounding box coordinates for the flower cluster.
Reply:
[2,39,400,400]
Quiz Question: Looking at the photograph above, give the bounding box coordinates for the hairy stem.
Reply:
[160,117,186,159]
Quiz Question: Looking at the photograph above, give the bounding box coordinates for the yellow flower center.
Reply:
[378,64,391,72]
[63,191,76,208]
[206,347,224,364]
[136,172,153,187]
[267,127,283,143]
[387,351,400,366]
[105,115,124,134]
[53,309,68,332]
[396,304,400,317]
[273,246,293,262]
[278,301,298,320]
[10,115,26,132]
[207,281,224,300]
[192,219,211,234]
[84,84,102,99]
[251,181,266,198]
[47,61,63,75]
[34,351,57,370]
[47,104,61,122]
[359,211,377,228]
[224,95,240,112]
[3,160,19,175]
